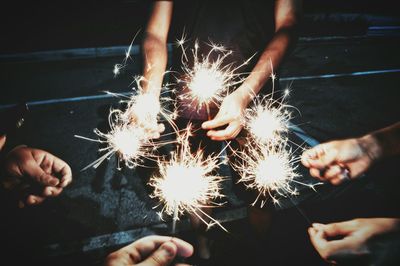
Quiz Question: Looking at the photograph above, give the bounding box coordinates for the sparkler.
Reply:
[231,141,298,207]
[176,38,254,117]
[149,126,227,233]
[244,94,292,145]
[232,140,321,207]
[75,108,164,170]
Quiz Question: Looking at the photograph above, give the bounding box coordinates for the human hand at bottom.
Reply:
[308,218,400,263]
[2,146,72,207]
[105,235,194,266]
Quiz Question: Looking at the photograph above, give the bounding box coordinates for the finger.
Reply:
[51,157,72,188]
[308,227,328,252]
[313,221,356,238]
[207,123,241,140]
[43,186,64,197]
[309,168,324,180]
[202,116,231,129]
[0,135,6,151]
[308,226,349,262]
[26,194,46,205]
[327,168,351,185]
[324,165,343,180]
[170,237,194,258]
[158,123,165,134]
[138,241,177,266]
[124,236,193,262]
[24,162,60,186]
[302,143,337,169]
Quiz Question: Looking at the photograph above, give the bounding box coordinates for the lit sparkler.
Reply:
[123,76,178,132]
[149,126,227,233]
[232,141,299,207]
[75,109,164,170]
[176,38,254,116]
[244,95,292,145]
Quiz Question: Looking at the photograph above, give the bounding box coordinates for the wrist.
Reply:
[234,84,254,107]
[358,134,383,163]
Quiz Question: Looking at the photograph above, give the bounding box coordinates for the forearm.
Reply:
[236,26,298,105]
[141,32,168,96]
[362,122,400,161]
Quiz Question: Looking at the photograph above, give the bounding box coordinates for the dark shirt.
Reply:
[167,0,276,119]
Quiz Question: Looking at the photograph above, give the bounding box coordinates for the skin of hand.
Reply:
[2,146,72,207]
[0,135,6,151]
[105,235,194,266]
[129,93,165,139]
[301,135,382,185]
[201,89,249,141]
[308,218,400,263]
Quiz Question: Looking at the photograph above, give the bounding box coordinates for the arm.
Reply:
[302,122,400,185]
[236,0,302,103]
[141,1,173,97]
[202,0,302,140]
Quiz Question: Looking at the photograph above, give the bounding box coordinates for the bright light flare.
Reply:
[232,141,299,207]
[245,98,291,144]
[149,127,227,231]
[177,39,253,111]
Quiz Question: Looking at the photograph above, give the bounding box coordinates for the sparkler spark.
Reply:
[149,126,227,232]
[244,96,291,145]
[176,39,254,113]
[112,29,141,77]
[75,108,164,170]
[232,141,301,207]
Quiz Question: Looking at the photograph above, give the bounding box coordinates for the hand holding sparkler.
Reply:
[202,89,251,141]
[124,90,165,139]
[302,122,400,185]
[301,136,381,185]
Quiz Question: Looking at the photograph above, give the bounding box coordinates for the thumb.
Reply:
[313,221,355,238]
[138,241,177,266]
[202,115,230,129]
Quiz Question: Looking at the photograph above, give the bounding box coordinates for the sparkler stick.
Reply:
[171,202,178,234]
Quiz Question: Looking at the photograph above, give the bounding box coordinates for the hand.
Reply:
[128,93,165,139]
[202,90,249,141]
[308,218,400,263]
[105,235,194,266]
[301,135,381,185]
[2,146,72,207]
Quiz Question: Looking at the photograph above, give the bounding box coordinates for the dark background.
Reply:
[0,0,399,54]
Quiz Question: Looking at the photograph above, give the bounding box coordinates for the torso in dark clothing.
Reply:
[168,0,277,120]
